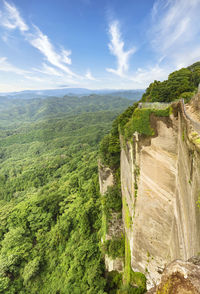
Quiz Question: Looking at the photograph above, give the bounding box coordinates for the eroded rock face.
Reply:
[98,161,114,195]
[98,162,124,272]
[120,103,200,289]
[105,255,124,272]
[147,257,200,294]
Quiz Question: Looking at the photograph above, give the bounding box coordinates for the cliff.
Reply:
[98,161,124,273]
[99,96,200,292]
[147,257,200,293]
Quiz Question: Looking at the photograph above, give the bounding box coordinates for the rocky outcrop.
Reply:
[99,161,114,195]
[147,257,200,293]
[99,162,124,272]
[120,101,200,289]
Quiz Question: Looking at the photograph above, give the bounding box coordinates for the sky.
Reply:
[0,0,200,92]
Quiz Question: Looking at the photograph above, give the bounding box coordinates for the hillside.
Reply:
[0,95,134,293]
[142,62,200,102]
[0,95,134,128]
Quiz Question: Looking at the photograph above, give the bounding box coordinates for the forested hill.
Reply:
[0,94,135,128]
[142,61,200,102]
[0,95,134,293]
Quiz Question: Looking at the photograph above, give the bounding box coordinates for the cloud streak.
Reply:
[0,1,80,82]
[0,56,30,74]
[106,21,136,77]
[32,63,63,77]
[28,26,77,77]
[150,0,200,68]
[0,0,28,31]
[85,69,97,81]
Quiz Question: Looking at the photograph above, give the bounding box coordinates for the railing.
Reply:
[138,102,171,109]
[138,100,200,134]
[181,99,200,134]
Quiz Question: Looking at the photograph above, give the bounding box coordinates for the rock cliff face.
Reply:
[98,161,124,272]
[120,101,200,289]
[147,257,200,293]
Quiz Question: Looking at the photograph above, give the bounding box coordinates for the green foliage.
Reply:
[197,192,200,210]
[0,96,130,293]
[117,284,146,294]
[181,91,195,103]
[99,103,139,169]
[0,95,133,128]
[142,62,200,103]
[99,130,121,170]
[123,235,146,293]
[103,185,122,216]
[22,257,41,284]
[130,272,146,291]
[123,198,132,230]
[105,271,123,294]
[124,109,154,138]
[104,236,125,259]
[122,107,171,140]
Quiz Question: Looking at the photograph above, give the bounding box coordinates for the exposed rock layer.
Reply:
[98,162,124,272]
[147,257,200,294]
[120,102,200,288]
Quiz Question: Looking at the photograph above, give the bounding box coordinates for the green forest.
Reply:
[0,95,133,293]
[141,61,200,102]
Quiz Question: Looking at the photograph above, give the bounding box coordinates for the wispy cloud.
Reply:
[0,1,81,84]
[29,26,77,77]
[33,63,63,77]
[0,57,30,74]
[0,0,28,32]
[61,49,72,65]
[130,65,170,87]
[85,69,97,81]
[106,21,136,77]
[150,0,200,68]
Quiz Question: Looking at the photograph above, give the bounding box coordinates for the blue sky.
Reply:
[0,0,200,92]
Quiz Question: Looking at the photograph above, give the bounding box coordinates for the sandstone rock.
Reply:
[120,102,200,289]
[147,257,200,294]
[99,161,124,273]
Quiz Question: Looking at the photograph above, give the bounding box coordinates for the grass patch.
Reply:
[101,211,107,242]
[122,107,171,140]
[104,235,125,259]
[123,198,132,230]
[122,235,146,293]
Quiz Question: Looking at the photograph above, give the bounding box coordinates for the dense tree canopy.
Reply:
[0,95,132,293]
[141,62,200,102]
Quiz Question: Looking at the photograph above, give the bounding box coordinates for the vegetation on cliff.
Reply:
[99,62,200,293]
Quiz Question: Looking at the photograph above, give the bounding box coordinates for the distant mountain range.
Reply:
[0,88,144,100]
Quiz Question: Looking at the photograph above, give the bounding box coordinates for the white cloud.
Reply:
[29,26,77,77]
[0,0,28,31]
[85,69,97,81]
[61,49,72,65]
[150,0,200,67]
[106,21,136,77]
[0,57,30,74]
[0,1,81,85]
[130,65,170,87]
[33,63,63,77]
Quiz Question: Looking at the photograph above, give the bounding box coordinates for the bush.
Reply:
[105,271,122,294]
[103,185,122,215]
[104,236,125,259]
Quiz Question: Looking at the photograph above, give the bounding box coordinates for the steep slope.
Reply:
[99,63,200,293]
[120,100,200,289]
